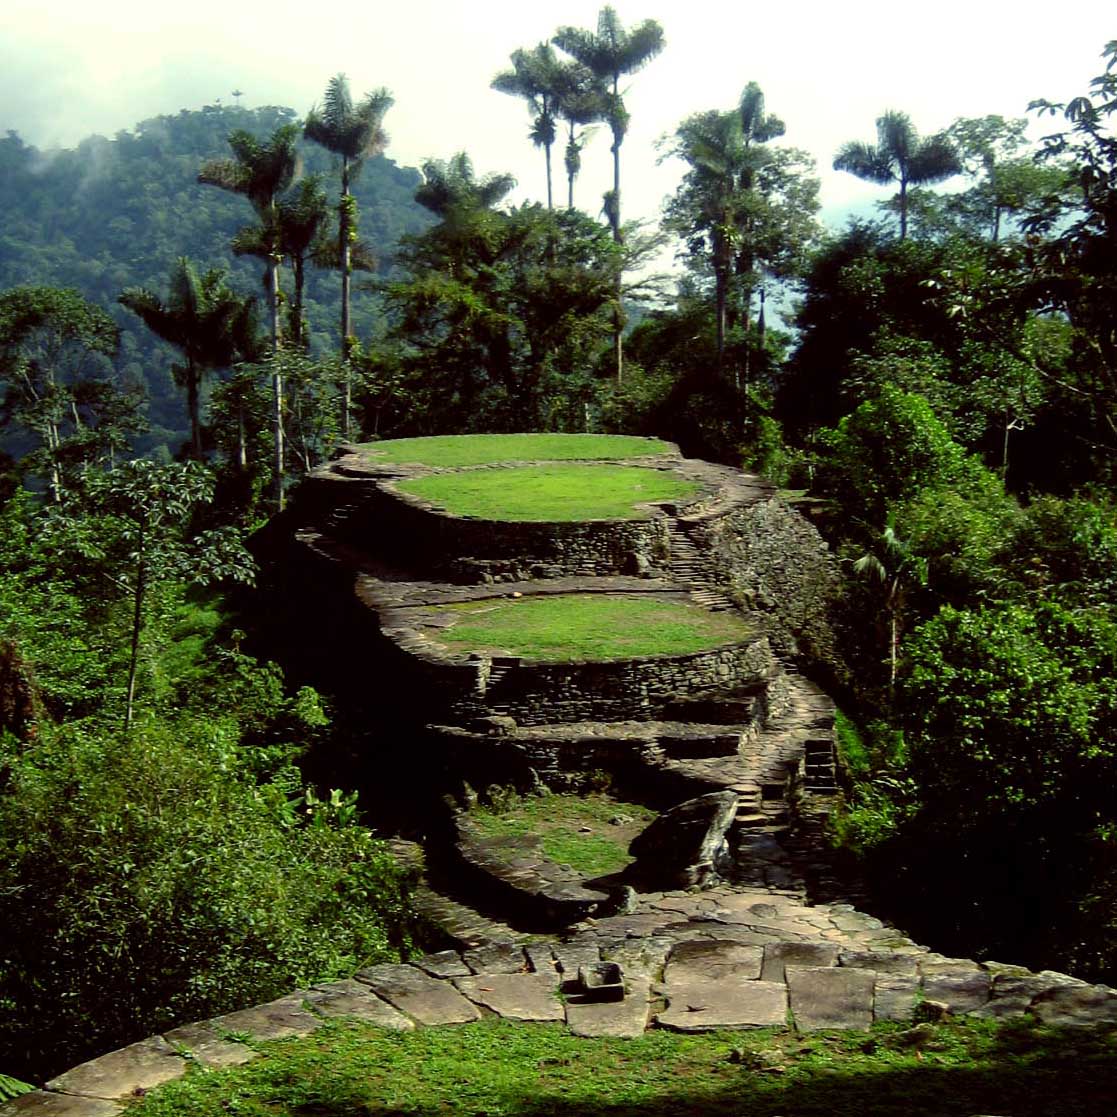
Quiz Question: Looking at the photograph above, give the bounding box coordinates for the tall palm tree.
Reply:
[304,74,393,437]
[414,153,516,218]
[492,44,563,210]
[834,110,961,240]
[198,125,300,348]
[552,61,604,210]
[199,124,299,508]
[668,85,785,376]
[554,6,664,380]
[120,259,259,459]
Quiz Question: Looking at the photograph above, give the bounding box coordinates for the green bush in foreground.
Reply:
[0,717,413,1081]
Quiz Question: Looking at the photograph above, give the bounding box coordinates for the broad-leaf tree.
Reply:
[834,110,961,240]
[51,460,255,730]
[0,286,121,500]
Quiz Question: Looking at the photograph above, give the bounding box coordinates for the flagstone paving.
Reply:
[15,877,1117,1116]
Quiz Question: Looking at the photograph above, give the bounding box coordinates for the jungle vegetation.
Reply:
[2,8,1117,1091]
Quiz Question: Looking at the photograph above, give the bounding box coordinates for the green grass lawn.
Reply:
[470,793,656,877]
[397,464,698,522]
[430,594,751,661]
[131,1015,1117,1117]
[358,433,675,467]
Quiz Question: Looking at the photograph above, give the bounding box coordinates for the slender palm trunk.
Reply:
[187,361,202,459]
[125,537,145,733]
[292,257,306,351]
[339,157,354,440]
[610,75,624,384]
[544,142,553,210]
[899,176,908,241]
[267,255,285,511]
[566,121,577,209]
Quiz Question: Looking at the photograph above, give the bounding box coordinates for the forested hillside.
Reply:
[0,105,428,452]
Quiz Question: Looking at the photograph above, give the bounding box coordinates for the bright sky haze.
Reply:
[2,0,1113,230]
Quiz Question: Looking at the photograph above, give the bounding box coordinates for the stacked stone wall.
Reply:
[688,498,848,683]
[332,480,671,581]
[445,638,777,726]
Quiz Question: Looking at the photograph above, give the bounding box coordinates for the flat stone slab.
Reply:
[357,963,481,1025]
[162,1021,259,1068]
[553,943,603,977]
[656,979,788,1032]
[415,950,472,979]
[47,1036,184,1101]
[1030,985,1117,1027]
[760,942,839,982]
[211,994,323,1042]
[464,943,528,974]
[663,940,763,983]
[601,937,673,979]
[787,966,874,1032]
[308,980,415,1030]
[921,971,991,1014]
[873,976,920,1023]
[2,1093,121,1116]
[838,951,919,976]
[567,979,652,1038]
[453,973,563,1021]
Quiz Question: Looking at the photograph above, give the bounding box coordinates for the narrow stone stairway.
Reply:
[667,522,735,610]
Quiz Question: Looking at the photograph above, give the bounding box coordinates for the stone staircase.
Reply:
[667,521,735,611]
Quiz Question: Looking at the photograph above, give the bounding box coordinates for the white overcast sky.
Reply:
[1,0,1113,229]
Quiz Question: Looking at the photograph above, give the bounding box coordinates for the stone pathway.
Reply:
[13,880,1117,1116]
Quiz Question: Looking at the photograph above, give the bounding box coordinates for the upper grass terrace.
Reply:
[355,433,677,467]
[396,464,699,522]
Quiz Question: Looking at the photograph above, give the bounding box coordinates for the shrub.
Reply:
[0,715,414,1081]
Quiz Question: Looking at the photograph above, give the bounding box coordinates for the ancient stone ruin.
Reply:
[18,436,1117,1114]
[279,436,851,928]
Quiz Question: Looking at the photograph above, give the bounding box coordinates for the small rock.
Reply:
[890,1022,937,1049]
[912,999,951,1024]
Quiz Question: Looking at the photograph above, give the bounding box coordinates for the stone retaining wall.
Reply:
[687,498,847,683]
[444,638,778,726]
[304,472,674,582]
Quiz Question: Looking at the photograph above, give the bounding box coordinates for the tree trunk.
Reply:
[273,361,285,512]
[567,121,576,209]
[899,176,908,241]
[544,142,553,211]
[125,543,145,733]
[267,254,285,510]
[187,361,202,459]
[340,157,353,440]
[611,75,624,384]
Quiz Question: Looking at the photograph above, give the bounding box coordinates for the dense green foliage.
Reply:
[0,106,428,454]
[4,20,1117,1091]
[0,484,415,1081]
